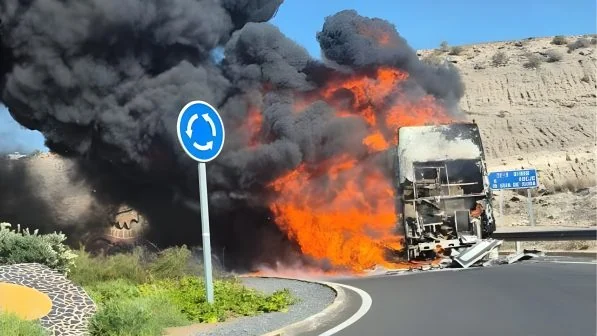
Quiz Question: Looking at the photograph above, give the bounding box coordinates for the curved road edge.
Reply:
[257,277,372,336]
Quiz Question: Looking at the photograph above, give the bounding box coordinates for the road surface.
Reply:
[316,257,596,336]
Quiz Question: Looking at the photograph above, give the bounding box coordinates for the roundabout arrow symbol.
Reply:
[193,141,213,151]
[185,112,217,151]
[202,113,216,137]
[186,114,198,138]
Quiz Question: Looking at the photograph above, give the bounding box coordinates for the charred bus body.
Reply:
[395,122,496,261]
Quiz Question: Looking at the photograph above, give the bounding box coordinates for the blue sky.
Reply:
[1,0,595,153]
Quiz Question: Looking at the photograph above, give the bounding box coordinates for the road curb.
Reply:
[241,276,347,336]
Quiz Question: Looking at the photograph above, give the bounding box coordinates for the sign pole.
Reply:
[527,188,535,227]
[499,191,504,217]
[176,100,226,305]
[198,162,214,304]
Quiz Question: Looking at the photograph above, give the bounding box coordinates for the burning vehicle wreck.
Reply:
[395,122,498,263]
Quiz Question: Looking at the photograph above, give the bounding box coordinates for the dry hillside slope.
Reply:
[420,35,596,236]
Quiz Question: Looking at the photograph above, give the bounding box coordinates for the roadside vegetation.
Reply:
[0,312,48,336]
[0,222,296,336]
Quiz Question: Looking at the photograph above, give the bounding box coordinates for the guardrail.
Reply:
[492,227,597,241]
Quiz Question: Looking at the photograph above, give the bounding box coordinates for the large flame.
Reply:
[246,67,453,273]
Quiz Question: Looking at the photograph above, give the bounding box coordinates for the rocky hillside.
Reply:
[420,35,596,233]
[420,34,596,192]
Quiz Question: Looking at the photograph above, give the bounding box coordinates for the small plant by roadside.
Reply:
[523,52,543,69]
[491,51,508,66]
[0,312,48,336]
[68,245,211,286]
[551,35,568,45]
[74,246,296,335]
[0,222,77,274]
[545,49,563,62]
[88,296,188,336]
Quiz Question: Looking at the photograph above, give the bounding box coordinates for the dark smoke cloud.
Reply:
[0,156,112,243]
[0,2,464,271]
[317,10,465,109]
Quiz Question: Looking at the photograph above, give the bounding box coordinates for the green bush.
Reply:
[68,245,206,286]
[149,246,203,280]
[88,296,188,336]
[85,279,142,303]
[0,312,48,336]
[68,247,151,286]
[73,246,296,333]
[137,276,295,323]
[0,222,77,274]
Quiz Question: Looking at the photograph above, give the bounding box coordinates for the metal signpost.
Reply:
[176,100,226,304]
[488,168,539,254]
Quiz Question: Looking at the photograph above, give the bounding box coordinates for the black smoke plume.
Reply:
[0,3,464,271]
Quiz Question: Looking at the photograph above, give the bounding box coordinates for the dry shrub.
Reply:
[545,49,563,62]
[491,51,508,66]
[523,52,543,69]
[567,38,591,52]
[439,41,449,52]
[448,46,464,55]
[551,35,568,45]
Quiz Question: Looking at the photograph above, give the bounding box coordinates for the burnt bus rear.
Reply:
[395,122,496,261]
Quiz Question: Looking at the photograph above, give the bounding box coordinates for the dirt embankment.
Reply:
[419,35,596,250]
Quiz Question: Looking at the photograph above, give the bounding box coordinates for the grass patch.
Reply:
[88,296,189,336]
[68,245,207,286]
[0,312,48,336]
[71,245,296,335]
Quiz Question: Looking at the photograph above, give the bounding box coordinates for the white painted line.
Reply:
[318,282,372,336]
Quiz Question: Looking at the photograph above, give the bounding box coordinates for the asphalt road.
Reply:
[323,257,596,336]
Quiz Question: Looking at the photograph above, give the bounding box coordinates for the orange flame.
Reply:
[242,65,453,274]
[246,105,263,147]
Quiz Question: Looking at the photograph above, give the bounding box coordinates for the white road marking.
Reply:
[318,282,372,336]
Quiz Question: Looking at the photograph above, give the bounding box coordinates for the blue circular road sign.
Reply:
[176,100,226,163]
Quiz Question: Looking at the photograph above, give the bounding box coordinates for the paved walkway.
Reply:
[0,263,96,336]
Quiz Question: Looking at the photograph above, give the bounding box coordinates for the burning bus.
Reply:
[395,122,497,261]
